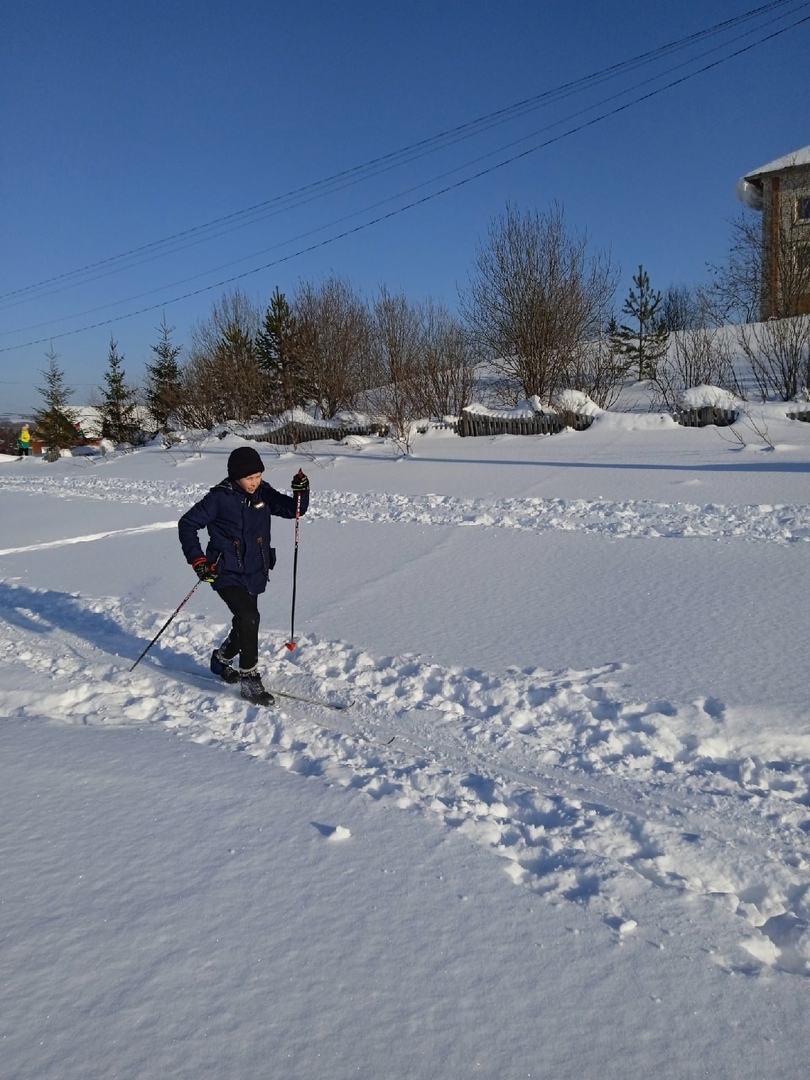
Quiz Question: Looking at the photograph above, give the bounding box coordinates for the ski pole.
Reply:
[129,578,203,672]
[285,492,301,651]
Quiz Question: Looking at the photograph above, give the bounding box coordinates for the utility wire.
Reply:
[0,0,804,311]
[3,8,807,352]
[4,1,808,340]
[1,5,807,351]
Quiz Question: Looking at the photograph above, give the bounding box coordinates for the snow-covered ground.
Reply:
[2,403,810,1079]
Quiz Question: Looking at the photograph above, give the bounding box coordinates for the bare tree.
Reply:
[417,301,478,418]
[736,315,810,402]
[189,289,262,356]
[461,202,617,403]
[354,290,479,447]
[0,418,20,456]
[662,284,703,332]
[703,211,763,325]
[180,290,265,426]
[364,287,424,444]
[565,336,624,410]
[650,327,737,411]
[293,276,372,417]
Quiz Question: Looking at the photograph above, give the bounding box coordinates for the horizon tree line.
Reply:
[28,197,810,449]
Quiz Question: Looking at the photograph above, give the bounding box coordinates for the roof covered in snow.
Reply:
[744,145,810,182]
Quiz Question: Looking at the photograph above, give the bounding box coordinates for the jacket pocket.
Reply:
[258,537,276,576]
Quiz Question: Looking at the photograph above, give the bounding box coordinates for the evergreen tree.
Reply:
[255,287,306,412]
[98,337,140,444]
[203,320,264,424]
[144,315,183,432]
[612,265,669,381]
[33,348,80,458]
[217,321,256,363]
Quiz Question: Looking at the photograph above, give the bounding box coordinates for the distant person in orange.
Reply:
[17,424,31,457]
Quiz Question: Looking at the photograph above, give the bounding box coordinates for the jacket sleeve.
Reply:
[178,489,220,563]
[265,484,309,518]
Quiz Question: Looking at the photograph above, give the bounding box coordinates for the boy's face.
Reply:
[237,472,263,494]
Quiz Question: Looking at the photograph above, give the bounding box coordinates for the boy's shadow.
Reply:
[0,581,195,674]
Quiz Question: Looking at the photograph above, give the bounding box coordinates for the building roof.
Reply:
[744,145,810,183]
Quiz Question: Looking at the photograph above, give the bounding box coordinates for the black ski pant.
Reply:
[216,585,261,672]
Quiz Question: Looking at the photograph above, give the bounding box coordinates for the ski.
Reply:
[167,665,355,712]
[265,685,355,712]
[211,671,354,712]
[285,708,396,746]
[257,685,397,744]
[142,661,394,740]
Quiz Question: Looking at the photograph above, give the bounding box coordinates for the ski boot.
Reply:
[210,649,239,684]
[240,668,275,706]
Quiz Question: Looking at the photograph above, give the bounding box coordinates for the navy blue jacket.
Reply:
[179,478,309,596]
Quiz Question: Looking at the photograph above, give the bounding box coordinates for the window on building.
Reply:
[795,243,810,280]
[796,195,810,222]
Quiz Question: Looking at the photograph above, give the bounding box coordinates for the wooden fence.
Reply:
[457,410,593,437]
[248,404,810,443]
[253,421,387,446]
[673,406,738,428]
[676,406,810,427]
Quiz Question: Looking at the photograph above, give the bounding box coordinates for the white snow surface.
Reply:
[2,407,810,1079]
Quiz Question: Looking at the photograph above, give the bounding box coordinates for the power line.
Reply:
[1,4,807,352]
[0,0,804,312]
[5,1,808,340]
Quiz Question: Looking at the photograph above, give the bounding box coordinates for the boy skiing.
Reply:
[178,445,309,705]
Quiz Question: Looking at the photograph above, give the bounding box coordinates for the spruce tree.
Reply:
[255,287,305,413]
[144,315,183,432]
[98,337,140,445]
[33,348,80,458]
[612,265,669,381]
[205,321,264,424]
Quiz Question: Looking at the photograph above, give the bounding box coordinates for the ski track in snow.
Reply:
[2,571,810,980]
[1,473,810,544]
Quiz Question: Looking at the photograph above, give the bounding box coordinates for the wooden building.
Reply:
[742,146,810,319]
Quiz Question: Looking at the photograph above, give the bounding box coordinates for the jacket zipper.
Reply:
[231,538,243,570]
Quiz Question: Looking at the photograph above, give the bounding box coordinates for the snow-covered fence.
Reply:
[253,419,387,446]
[457,410,593,438]
[673,406,739,428]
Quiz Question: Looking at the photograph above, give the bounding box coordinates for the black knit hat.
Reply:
[227,446,265,481]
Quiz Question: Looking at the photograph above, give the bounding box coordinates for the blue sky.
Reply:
[2,0,809,415]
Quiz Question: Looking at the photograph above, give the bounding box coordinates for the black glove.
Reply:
[291,469,309,493]
[192,557,218,583]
